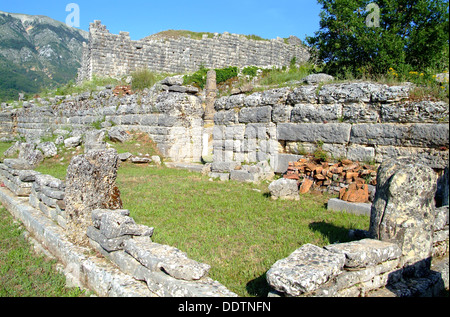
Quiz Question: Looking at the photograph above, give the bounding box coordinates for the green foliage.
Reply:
[183,65,209,89]
[215,66,238,84]
[183,66,239,89]
[307,0,449,77]
[242,66,260,77]
[259,63,317,86]
[49,76,119,97]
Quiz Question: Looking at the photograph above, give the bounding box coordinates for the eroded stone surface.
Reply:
[266,244,345,296]
[65,149,123,246]
[369,156,438,277]
[324,239,402,268]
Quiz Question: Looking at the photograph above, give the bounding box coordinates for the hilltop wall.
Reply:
[77,21,310,82]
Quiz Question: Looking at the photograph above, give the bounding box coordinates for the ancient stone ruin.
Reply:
[65,149,123,246]
[266,157,448,297]
[77,21,310,82]
[0,19,448,297]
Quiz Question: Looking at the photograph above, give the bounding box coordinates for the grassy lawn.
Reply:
[116,163,369,296]
[0,207,87,297]
[1,139,370,297]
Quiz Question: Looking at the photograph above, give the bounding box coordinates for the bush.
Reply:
[131,69,158,91]
[183,66,239,89]
[242,66,260,77]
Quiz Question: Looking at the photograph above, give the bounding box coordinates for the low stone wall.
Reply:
[0,81,204,163]
[266,157,449,297]
[78,20,310,82]
[267,240,404,297]
[0,156,236,297]
[29,174,67,229]
[87,209,236,297]
[212,82,449,176]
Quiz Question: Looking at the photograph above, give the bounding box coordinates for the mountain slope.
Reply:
[0,11,88,101]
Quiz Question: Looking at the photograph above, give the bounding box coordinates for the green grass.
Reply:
[0,207,87,297]
[116,163,369,297]
[259,63,319,87]
[0,139,369,297]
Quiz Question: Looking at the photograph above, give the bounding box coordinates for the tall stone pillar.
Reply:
[204,70,217,122]
[64,149,123,246]
[202,70,217,162]
[369,157,438,277]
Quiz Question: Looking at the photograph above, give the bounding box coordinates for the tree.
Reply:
[307,0,449,77]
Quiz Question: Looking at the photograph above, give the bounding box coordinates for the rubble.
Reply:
[113,85,133,96]
[283,157,377,203]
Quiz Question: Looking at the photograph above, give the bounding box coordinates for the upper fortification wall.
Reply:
[77,20,310,82]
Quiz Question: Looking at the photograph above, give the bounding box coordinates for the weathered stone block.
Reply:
[327,198,372,216]
[124,236,211,281]
[350,123,449,148]
[238,106,272,123]
[230,170,258,183]
[64,149,123,246]
[324,239,402,269]
[291,103,342,123]
[268,178,299,200]
[98,211,154,239]
[369,157,438,277]
[87,226,131,252]
[266,244,345,296]
[277,123,351,144]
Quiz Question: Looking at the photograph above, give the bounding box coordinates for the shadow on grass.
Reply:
[309,221,354,244]
[246,273,271,297]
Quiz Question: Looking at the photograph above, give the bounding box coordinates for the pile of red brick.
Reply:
[284,157,377,203]
[113,85,133,96]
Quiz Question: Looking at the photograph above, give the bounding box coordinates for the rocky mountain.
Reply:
[0,11,88,101]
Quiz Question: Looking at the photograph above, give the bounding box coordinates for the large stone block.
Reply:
[238,106,272,123]
[277,123,351,144]
[64,149,123,246]
[290,103,342,123]
[324,239,402,269]
[350,123,449,148]
[268,178,300,200]
[123,236,211,281]
[369,157,438,277]
[266,244,345,296]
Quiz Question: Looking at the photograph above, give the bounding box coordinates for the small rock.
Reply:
[37,142,57,158]
[108,126,131,143]
[131,156,151,164]
[302,73,334,85]
[268,178,300,200]
[64,136,82,149]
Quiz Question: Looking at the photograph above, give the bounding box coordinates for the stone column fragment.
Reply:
[65,149,123,246]
[369,156,438,277]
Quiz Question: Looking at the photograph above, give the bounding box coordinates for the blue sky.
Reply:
[0,0,322,41]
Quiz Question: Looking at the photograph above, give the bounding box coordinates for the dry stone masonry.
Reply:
[0,149,237,297]
[77,21,310,82]
[65,149,123,246]
[266,157,448,297]
[212,82,448,178]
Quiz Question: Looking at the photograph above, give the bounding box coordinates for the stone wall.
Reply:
[77,21,310,82]
[1,80,448,176]
[212,82,449,179]
[0,83,204,163]
[0,155,237,297]
[266,158,449,297]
